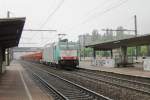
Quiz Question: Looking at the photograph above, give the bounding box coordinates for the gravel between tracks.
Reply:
[21,61,111,100]
[20,61,150,100]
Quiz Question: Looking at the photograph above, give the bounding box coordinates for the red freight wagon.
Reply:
[33,52,42,61]
[21,52,42,62]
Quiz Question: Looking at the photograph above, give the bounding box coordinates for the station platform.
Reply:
[0,61,52,100]
[79,61,150,78]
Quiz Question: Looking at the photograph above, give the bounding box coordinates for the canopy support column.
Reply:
[0,47,5,73]
[111,49,113,59]
[93,48,96,60]
[5,48,10,66]
[121,46,128,66]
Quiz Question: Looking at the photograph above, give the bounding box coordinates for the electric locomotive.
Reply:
[42,39,79,69]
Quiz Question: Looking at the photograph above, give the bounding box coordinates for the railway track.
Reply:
[72,69,150,95]
[21,61,112,100]
[20,61,150,100]
[78,68,150,84]
[25,61,150,95]
[30,70,68,100]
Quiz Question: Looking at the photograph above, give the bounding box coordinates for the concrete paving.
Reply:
[0,61,53,100]
[79,61,150,78]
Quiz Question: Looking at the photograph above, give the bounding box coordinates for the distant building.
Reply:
[78,33,92,48]
[78,26,135,48]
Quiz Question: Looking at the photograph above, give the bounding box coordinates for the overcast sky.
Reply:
[0,0,150,47]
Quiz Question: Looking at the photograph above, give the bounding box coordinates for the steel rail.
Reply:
[22,61,112,100]
[24,65,69,100]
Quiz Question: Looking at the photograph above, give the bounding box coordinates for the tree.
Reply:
[140,46,147,56]
[92,29,99,41]
[127,47,135,56]
[106,29,113,41]
[116,26,124,40]
[80,47,93,57]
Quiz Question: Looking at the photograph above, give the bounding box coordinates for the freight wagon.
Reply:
[21,52,42,62]
[42,39,79,69]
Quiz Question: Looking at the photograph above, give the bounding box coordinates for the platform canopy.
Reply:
[0,17,25,48]
[86,34,150,50]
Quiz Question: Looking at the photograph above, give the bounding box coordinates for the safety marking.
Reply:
[19,71,33,100]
